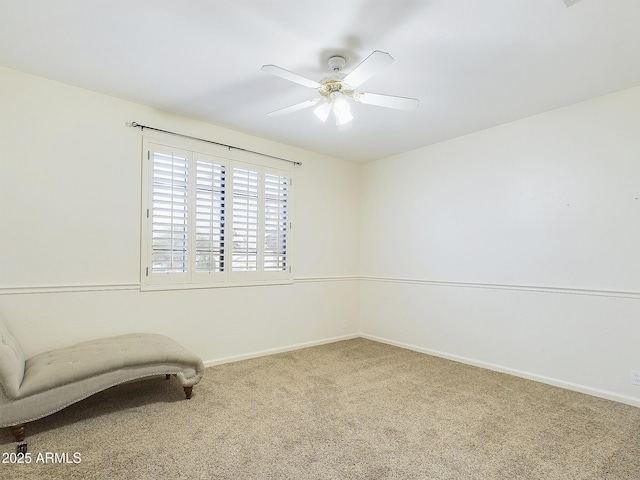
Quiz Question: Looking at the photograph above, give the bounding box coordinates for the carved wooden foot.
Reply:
[9,424,25,442]
[183,386,193,399]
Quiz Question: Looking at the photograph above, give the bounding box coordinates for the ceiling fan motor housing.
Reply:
[319,56,352,97]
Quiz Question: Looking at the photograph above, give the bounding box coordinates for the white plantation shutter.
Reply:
[142,138,293,289]
[151,148,189,275]
[194,158,226,273]
[264,173,289,272]
[231,167,259,272]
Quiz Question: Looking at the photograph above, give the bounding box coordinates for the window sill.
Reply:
[140,278,294,292]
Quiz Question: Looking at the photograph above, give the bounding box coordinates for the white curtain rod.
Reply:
[126,121,302,166]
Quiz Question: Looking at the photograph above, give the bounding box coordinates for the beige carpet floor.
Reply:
[1,338,639,479]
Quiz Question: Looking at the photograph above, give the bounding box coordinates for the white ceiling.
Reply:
[1,0,640,162]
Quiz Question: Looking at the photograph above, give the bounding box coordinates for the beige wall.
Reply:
[0,67,361,361]
[359,85,640,406]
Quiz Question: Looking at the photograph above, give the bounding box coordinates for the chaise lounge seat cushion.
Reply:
[0,320,204,429]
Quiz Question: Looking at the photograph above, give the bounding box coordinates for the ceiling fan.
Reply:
[261,51,419,126]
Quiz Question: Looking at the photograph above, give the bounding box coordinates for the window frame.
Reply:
[140,135,294,291]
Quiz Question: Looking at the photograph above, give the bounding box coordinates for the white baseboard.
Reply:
[360,333,640,408]
[203,333,359,368]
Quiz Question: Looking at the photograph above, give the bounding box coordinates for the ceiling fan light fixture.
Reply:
[333,96,353,125]
[313,101,331,122]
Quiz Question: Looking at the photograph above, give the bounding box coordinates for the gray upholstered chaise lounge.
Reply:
[0,315,204,452]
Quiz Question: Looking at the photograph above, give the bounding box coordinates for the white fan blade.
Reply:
[343,50,394,87]
[267,98,321,116]
[355,92,419,110]
[261,64,321,89]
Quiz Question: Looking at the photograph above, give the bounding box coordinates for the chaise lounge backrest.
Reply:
[0,314,26,399]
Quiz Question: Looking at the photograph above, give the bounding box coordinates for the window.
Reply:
[141,137,293,289]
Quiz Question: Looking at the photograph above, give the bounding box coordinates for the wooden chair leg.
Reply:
[9,424,25,442]
[168,375,192,399]
[9,424,28,453]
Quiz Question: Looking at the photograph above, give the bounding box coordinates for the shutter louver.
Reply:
[151,151,189,273]
[264,173,288,272]
[232,167,259,271]
[195,161,226,272]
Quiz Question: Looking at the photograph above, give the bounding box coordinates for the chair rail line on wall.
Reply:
[359,276,640,300]
[0,276,638,299]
